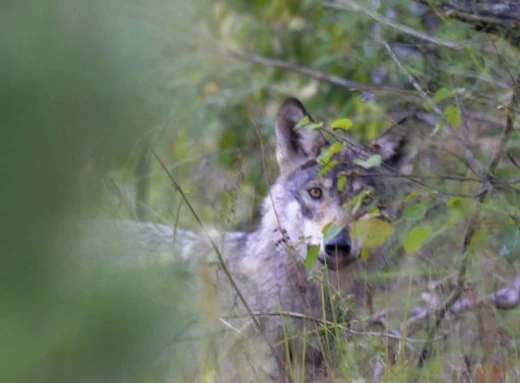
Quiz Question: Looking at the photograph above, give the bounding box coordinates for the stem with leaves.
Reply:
[417,74,520,367]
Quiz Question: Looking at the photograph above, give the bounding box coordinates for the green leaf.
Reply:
[318,159,338,177]
[346,188,374,215]
[468,229,487,252]
[368,206,380,216]
[354,154,382,169]
[351,218,393,249]
[404,225,432,255]
[322,224,343,243]
[318,142,343,164]
[499,226,520,263]
[423,88,452,111]
[404,191,421,202]
[295,116,323,130]
[304,245,320,271]
[403,202,428,222]
[423,102,432,112]
[337,174,348,192]
[307,122,324,130]
[445,104,462,128]
[433,120,445,133]
[361,247,369,261]
[433,87,452,103]
[447,197,471,221]
[296,116,311,128]
[331,118,352,131]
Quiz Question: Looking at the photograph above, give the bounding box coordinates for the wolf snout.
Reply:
[325,228,351,256]
[321,228,357,269]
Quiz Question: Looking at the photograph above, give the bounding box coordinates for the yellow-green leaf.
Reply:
[423,88,452,111]
[351,217,393,249]
[468,229,487,251]
[296,116,311,128]
[331,118,352,131]
[304,244,320,271]
[318,159,338,177]
[403,202,428,222]
[322,224,343,243]
[354,154,382,169]
[307,122,324,130]
[361,247,369,261]
[433,87,452,103]
[447,197,471,213]
[368,206,380,215]
[404,225,432,255]
[404,191,420,202]
[445,104,462,128]
[296,116,323,130]
[337,174,348,192]
[318,142,343,164]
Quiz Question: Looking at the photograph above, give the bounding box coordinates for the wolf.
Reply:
[80,97,412,382]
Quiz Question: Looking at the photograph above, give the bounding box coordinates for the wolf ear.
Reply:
[373,123,415,174]
[275,97,327,174]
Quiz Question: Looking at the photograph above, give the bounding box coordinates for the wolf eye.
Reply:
[308,187,323,200]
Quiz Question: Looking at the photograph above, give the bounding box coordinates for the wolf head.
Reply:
[271,97,412,271]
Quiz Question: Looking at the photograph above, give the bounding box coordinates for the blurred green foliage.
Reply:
[1,1,207,382]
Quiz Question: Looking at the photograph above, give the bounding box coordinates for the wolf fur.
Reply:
[78,97,411,382]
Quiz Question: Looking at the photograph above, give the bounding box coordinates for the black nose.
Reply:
[324,228,351,257]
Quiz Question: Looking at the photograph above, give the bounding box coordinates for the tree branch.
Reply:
[422,0,520,48]
[219,46,413,96]
[416,73,520,367]
[383,41,486,176]
[324,0,463,49]
[406,272,520,329]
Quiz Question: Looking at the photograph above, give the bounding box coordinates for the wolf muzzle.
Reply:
[319,228,358,270]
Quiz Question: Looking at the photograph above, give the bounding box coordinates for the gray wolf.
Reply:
[82,97,411,382]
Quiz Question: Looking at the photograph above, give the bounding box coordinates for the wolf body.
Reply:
[82,98,411,382]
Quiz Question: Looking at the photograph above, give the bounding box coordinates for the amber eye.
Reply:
[308,187,323,200]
